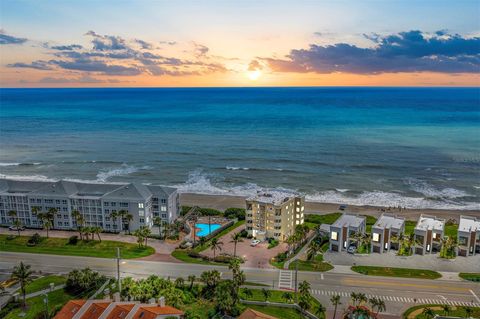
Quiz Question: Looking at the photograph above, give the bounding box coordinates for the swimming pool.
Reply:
[195,223,221,237]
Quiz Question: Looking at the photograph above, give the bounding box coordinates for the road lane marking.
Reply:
[343,278,470,292]
[470,289,480,303]
[321,273,324,280]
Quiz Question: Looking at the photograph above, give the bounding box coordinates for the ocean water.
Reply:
[0,87,479,210]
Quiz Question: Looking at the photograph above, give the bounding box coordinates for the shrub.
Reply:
[66,268,106,294]
[6,235,15,240]
[27,233,41,246]
[239,229,248,238]
[268,238,279,249]
[68,235,78,245]
[187,250,202,258]
[213,255,233,264]
[224,207,246,220]
[180,206,192,216]
[275,252,288,262]
[198,208,223,216]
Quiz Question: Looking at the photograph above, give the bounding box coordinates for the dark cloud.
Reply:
[50,59,142,76]
[8,61,53,70]
[85,30,128,51]
[38,75,121,83]
[265,30,480,74]
[8,31,227,77]
[50,44,83,50]
[135,39,153,49]
[0,30,27,45]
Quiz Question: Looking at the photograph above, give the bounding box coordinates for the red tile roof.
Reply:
[105,304,136,319]
[80,302,110,319]
[53,300,86,319]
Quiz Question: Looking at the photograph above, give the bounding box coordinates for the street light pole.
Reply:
[116,247,122,298]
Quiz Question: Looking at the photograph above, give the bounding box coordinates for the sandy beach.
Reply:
[180,193,480,222]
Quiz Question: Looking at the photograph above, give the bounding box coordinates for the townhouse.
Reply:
[414,214,445,255]
[329,213,366,252]
[371,214,405,253]
[0,178,179,232]
[457,215,480,257]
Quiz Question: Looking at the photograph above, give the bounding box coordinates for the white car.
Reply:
[250,239,261,247]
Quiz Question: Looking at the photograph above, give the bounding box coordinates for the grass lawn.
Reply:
[352,266,442,279]
[24,275,66,295]
[305,213,342,225]
[459,272,480,282]
[181,299,215,319]
[0,234,154,259]
[444,224,459,238]
[403,304,480,319]
[365,215,377,233]
[404,220,416,235]
[3,288,74,319]
[288,254,333,272]
[243,305,305,319]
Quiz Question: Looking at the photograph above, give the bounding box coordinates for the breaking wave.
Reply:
[175,171,480,210]
[0,162,41,167]
[96,164,152,182]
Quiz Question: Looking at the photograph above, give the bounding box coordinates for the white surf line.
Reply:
[470,290,480,303]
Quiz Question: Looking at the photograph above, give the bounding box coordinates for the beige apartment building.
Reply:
[245,192,305,241]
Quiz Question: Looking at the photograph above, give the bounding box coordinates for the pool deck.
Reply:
[186,216,230,241]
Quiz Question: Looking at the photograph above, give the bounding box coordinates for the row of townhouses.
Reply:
[0,178,179,232]
[328,212,480,257]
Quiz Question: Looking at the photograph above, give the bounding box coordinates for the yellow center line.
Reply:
[343,279,470,292]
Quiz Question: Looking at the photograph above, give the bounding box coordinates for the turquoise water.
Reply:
[0,87,479,210]
[196,223,221,237]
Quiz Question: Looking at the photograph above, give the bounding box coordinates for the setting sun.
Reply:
[247,70,261,81]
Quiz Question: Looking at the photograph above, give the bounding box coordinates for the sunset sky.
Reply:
[1,0,479,87]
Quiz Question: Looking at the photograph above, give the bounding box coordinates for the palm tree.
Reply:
[358,292,367,305]
[187,274,196,290]
[442,304,451,316]
[465,306,473,318]
[261,288,271,302]
[375,298,386,316]
[93,226,102,242]
[13,219,23,236]
[307,240,321,261]
[210,238,223,259]
[110,211,119,232]
[299,280,311,295]
[153,216,163,237]
[350,292,360,306]
[142,226,152,246]
[422,307,435,319]
[243,287,253,300]
[7,210,17,223]
[123,213,133,234]
[11,262,34,309]
[71,210,84,240]
[282,291,293,303]
[230,231,243,257]
[330,294,342,319]
[314,303,326,319]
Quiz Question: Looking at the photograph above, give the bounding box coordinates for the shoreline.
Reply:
[180,193,480,221]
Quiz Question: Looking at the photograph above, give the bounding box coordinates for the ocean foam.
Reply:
[404,178,470,199]
[96,164,151,182]
[0,162,41,167]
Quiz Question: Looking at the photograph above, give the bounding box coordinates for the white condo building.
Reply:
[0,178,179,232]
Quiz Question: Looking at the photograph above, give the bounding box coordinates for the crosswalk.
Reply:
[310,289,480,307]
[278,270,293,289]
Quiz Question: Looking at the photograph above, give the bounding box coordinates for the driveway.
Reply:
[324,250,480,272]
[0,227,178,261]
[200,224,288,268]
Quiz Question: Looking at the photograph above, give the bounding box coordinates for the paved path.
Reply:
[2,252,479,316]
[25,284,66,298]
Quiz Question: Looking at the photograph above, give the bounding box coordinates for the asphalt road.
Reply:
[1,252,479,316]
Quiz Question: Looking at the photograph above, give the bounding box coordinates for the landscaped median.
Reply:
[0,234,154,259]
[403,303,480,319]
[351,265,442,279]
[459,272,480,282]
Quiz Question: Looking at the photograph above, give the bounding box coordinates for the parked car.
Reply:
[347,244,357,254]
[339,204,347,211]
[250,239,261,247]
[9,225,25,231]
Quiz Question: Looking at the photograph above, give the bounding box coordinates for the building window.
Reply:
[161,206,167,211]
[140,218,144,223]
[161,199,166,204]
[139,210,144,217]
[138,203,144,209]
[331,231,338,241]
[120,202,128,208]
[372,233,380,242]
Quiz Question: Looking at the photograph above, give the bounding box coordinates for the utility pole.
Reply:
[43,293,49,319]
[116,247,122,298]
[294,259,298,303]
